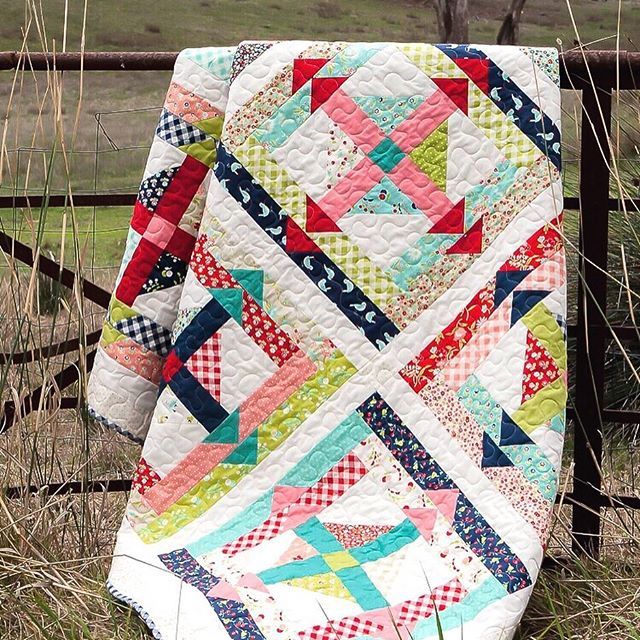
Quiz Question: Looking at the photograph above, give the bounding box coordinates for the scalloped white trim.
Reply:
[106,579,164,639]
[88,406,145,445]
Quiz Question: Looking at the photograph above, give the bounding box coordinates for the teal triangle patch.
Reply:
[352,96,424,135]
[181,47,236,80]
[231,269,264,306]
[210,288,243,325]
[346,176,420,215]
[205,410,239,444]
[225,430,258,465]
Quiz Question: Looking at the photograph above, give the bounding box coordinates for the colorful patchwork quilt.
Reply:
[87,41,566,640]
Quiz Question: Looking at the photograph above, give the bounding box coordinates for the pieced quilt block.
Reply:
[88,42,565,640]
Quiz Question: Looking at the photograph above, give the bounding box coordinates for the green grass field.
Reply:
[2,0,639,52]
[1,0,638,269]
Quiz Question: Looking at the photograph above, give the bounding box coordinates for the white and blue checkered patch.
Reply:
[155,108,208,148]
[113,315,172,356]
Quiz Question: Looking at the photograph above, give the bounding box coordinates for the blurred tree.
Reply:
[431,0,469,43]
[497,0,528,44]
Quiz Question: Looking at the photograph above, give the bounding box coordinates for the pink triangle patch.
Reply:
[426,489,459,524]
[237,572,269,593]
[403,507,438,540]
[207,579,241,602]
[276,536,319,564]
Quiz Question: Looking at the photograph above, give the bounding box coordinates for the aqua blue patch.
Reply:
[254,84,312,151]
[368,137,405,173]
[258,554,331,585]
[281,411,370,486]
[335,565,388,610]
[231,268,264,305]
[346,175,420,216]
[294,517,343,554]
[317,44,386,77]
[181,47,236,80]
[210,287,243,325]
[352,96,424,135]
[350,519,420,564]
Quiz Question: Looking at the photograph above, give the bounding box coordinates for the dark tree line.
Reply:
[431,0,528,44]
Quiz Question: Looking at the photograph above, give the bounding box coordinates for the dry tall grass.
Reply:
[0,1,639,638]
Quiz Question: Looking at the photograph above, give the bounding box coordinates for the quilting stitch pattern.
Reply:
[87,41,565,640]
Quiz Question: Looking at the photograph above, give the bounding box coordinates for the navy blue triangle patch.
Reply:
[482,432,514,468]
[500,410,533,446]
[511,290,550,326]
[494,270,531,307]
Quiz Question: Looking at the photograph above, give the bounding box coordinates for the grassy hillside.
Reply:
[1,0,639,52]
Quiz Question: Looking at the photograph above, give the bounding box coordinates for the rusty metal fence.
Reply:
[0,49,639,559]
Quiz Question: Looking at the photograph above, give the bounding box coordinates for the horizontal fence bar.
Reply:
[0,231,111,308]
[0,50,639,88]
[3,194,640,212]
[0,328,101,364]
[564,196,640,212]
[0,51,177,71]
[4,477,132,498]
[0,193,138,208]
[0,350,95,434]
[8,476,638,509]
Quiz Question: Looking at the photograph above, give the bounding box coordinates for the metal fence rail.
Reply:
[1,48,639,559]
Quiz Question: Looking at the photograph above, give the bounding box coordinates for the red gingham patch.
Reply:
[300,617,384,640]
[296,452,367,508]
[186,333,222,400]
[222,452,367,556]
[132,457,161,495]
[222,512,286,556]
[396,578,466,626]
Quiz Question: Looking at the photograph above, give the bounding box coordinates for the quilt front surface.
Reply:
[87,41,566,640]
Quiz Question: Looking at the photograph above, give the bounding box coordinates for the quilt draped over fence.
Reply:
[87,41,565,640]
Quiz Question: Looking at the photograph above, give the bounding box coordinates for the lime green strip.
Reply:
[511,377,567,434]
[107,297,139,324]
[180,137,218,167]
[99,320,126,347]
[194,115,224,138]
[138,349,357,543]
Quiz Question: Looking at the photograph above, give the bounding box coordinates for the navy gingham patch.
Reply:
[155,108,208,147]
[113,315,172,357]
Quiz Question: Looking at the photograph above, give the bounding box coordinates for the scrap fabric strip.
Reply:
[89,41,565,640]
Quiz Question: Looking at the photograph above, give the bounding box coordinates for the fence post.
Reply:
[571,84,612,557]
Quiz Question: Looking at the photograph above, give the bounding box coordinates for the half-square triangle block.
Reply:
[293,58,330,94]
